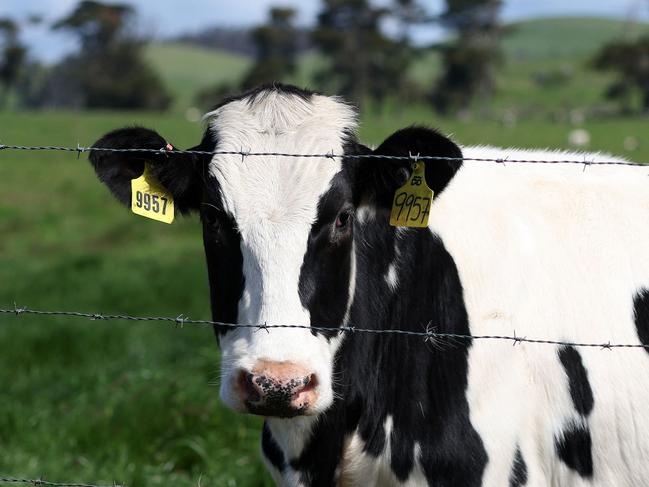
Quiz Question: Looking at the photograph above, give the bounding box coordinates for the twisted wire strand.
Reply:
[0,477,122,487]
[0,144,647,167]
[2,306,646,350]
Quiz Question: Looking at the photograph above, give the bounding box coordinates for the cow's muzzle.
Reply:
[235,360,319,417]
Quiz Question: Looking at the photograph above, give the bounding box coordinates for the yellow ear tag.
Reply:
[389,162,433,228]
[131,164,175,224]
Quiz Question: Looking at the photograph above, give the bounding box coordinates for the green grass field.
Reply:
[2,15,649,487]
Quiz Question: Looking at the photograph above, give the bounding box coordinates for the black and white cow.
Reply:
[89,84,649,487]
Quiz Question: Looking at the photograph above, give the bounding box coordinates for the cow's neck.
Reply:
[341,221,478,457]
[267,219,486,486]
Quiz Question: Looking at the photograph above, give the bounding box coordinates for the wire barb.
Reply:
[13,302,25,316]
[175,314,187,328]
[422,323,439,346]
[408,151,420,164]
[76,144,86,159]
[511,330,525,346]
[240,147,250,163]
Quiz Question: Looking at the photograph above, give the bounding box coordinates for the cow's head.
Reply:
[89,84,462,418]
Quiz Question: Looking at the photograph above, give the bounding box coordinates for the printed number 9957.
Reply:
[135,191,168,214]
[393,191,431,225]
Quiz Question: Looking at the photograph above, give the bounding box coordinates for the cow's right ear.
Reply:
[88,127,203,214]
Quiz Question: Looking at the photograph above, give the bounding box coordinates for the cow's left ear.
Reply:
[89,127,205,214]
[352,126,462,209]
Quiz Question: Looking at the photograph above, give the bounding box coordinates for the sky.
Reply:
[2,0,649,62]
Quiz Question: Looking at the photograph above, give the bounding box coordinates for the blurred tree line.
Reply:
[593,36,649,113]
[0,18,27,107]
[2,1,170,110]
[2,0,649,114]
[199,0,503,112]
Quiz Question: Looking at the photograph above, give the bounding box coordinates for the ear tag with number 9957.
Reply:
[389,162,433,228]
[131,164,174,224]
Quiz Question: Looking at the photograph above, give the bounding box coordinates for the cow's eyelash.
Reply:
[201,202,223,229]
[201,202,221,211]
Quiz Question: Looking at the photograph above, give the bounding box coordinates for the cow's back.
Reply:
[429,147,649,486]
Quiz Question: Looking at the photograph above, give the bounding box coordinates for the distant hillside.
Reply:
[147,17,649,113]
[144,43,324,110]
[144,43,251,109]
[174,27,256,56]
[503,17,649,61]
[174,26,313,57]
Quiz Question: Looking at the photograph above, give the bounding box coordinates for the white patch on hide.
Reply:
[384,263,399,291]
[429,146,649,486]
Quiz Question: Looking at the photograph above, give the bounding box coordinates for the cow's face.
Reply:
[203,90,357,417]
[88,84,462,419]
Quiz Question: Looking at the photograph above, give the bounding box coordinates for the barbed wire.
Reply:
[0,477,122,487]
[0,144,647,167]
[2,306,647,350]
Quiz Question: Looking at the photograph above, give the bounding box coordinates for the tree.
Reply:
[51,0,171,109]
[431,0,502,113]
[391,0,430,42]
[241,7,298,89]
[0,18,27,108]
[313,0,413,106]
[54,1,132,53]
[593,36,649,113]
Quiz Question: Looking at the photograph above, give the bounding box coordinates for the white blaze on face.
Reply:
[206,90,357,414]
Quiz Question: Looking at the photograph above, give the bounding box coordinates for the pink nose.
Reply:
[236,360,318,417]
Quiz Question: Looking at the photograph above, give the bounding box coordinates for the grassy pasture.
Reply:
[1,108,647,486]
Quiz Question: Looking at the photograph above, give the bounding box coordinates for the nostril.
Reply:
[291,373,319,411]
[297,373,318,395]
[237,370,261,403]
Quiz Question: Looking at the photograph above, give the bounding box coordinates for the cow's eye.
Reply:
[335,209,353,231]
[201,204,222,230]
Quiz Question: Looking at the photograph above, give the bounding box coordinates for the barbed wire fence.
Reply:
[0,477,123,487]
[1,143,649,168]
[2,306,648,350]
[1,143,648,486]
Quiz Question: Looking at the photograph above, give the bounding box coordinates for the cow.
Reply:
[88,83,649,487]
